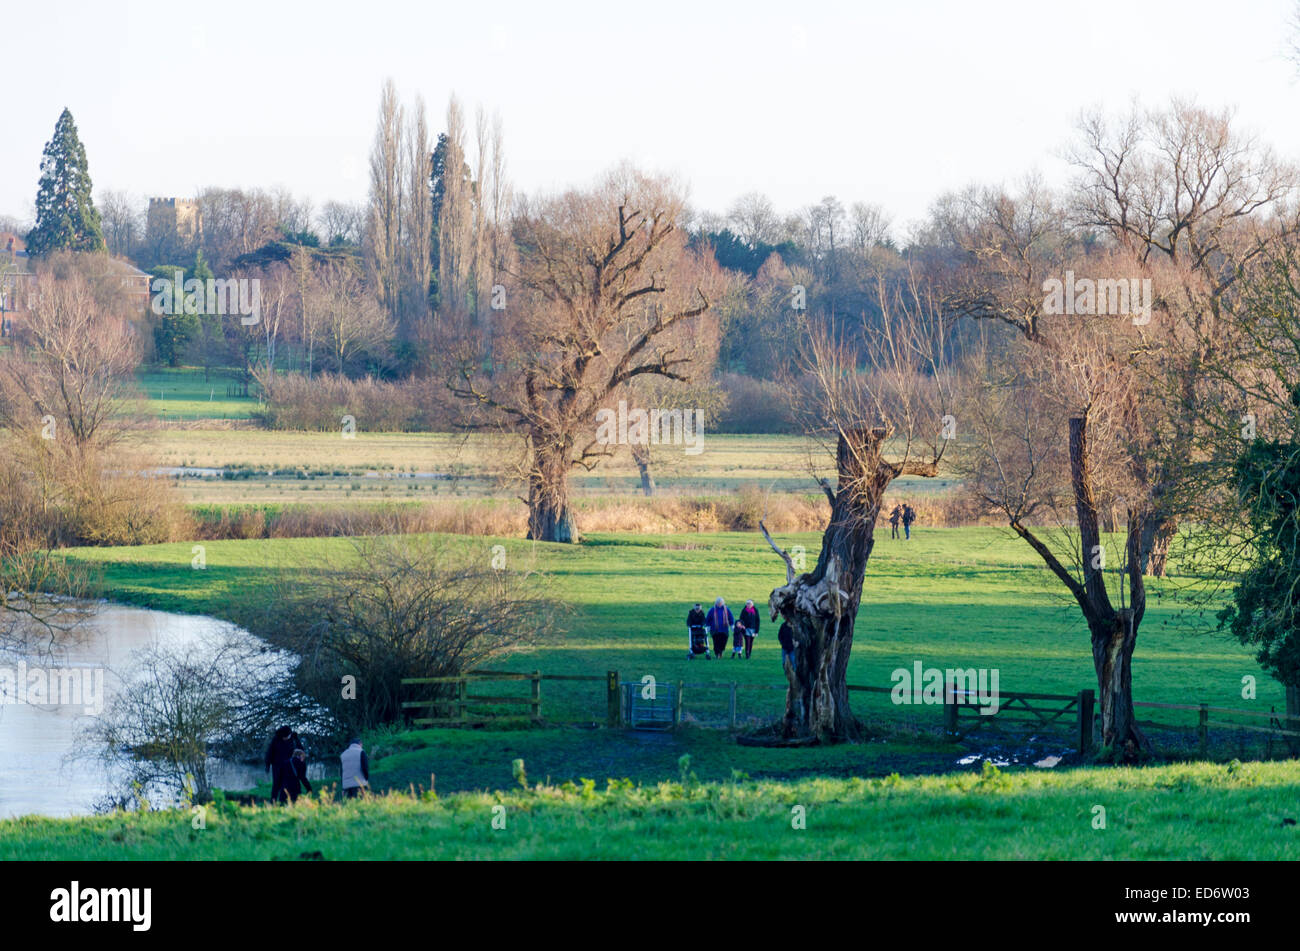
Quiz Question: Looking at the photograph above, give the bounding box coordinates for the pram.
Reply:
[687,625,710,659]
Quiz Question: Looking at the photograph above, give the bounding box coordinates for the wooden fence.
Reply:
[401,670,1300,756]
[400,670,618,727]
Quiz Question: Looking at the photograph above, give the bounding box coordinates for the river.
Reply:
[0,603,277,818]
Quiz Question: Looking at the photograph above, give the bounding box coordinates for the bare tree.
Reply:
[318,201,364,246]
[401,95,433,335]
[315,258,392,374]
[266,534,556,729]
[450,167,716,542]
[759,274,952,742]
[98,189,142,258]
[366,79,405,324]
[727,191,782,248]
[0,259,139,450]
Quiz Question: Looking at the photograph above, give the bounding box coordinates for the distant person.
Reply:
[289,748,313,803]
[902,504,916,540]
[888,505,902,539]
[731,618,746,658]
[739,599,761,659]
[340,737,370,799]
[706,597,734,659]
[264,725,300,805]
[778,620,796,672]
[686,602,710,659]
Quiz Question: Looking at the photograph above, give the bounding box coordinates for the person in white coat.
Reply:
[340,737,370,799]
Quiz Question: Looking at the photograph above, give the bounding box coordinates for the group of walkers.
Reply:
[685,598,798,670]
[888,503,917,540]
[263,727,371,804]
[686,598,761,659]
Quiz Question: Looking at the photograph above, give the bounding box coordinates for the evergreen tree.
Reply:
[1219,385,1300,689]
[27,108,106,255]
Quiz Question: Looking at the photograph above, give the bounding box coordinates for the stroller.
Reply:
[688,625,711,659]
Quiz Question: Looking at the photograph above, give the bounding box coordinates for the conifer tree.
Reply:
[27,108,105,255]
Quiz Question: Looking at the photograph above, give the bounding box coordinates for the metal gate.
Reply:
[622,681,678,731]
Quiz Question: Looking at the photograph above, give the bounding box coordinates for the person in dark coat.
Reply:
[888,505,902,539]
[902,504,916,540]
[778,621,796,672]
[686,603,709,659]
[264,725,299,804]
[739,600,761,659]
[288,748,312,803]
[706,598,734,659]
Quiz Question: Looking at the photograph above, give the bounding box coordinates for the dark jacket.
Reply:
[292,753,312,794]
[687,607,706,629]
[264,726,297,772]
[902,506,916,525]
[706,604,734,634]
[778,622,794,652]
[739,605,760,634]
[888,506,901,525]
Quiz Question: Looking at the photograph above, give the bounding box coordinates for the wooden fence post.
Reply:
[728,682,737,731]
[607,670,620,727]
[1077,689,1095,754]
[530,670,541,721]
[1197,702,1209,757]
[457,678,467,724]
[943,682,958,738]
[674,680,684,726]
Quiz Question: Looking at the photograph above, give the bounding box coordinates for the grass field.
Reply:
[130,430,958,503]
[125,368,959,502]
[9,517,1293,859]
[133,369,259,421]
[26,375,1298,859]
[63,527,1280,731]
[4,760,1297,859]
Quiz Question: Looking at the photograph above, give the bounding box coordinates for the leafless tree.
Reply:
[366,79,405,325]
[449,166,716,541]
[727,191,782,248]
[759,273,953,742]
[318,201,364,246]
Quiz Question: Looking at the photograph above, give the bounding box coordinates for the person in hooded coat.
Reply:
[264,725,299,805]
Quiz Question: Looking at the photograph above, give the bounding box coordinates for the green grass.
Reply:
[18,525,1298,858]
[134,368,258,421]
[62,526,1278,722]
[4,760,1298,859]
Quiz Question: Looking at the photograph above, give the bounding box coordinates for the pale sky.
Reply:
[4,0,1300,238]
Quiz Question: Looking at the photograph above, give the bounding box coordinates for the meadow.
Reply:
[8,367,1289,860]
[64,527,1281,742]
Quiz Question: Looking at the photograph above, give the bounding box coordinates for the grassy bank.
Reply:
[4,760,1297,860]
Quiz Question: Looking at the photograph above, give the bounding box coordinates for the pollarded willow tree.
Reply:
[449,166,719,542]
[759,276,954,742]
[960,314,1157,759]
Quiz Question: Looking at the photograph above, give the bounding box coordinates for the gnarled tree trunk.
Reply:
[526,437,576,543]
[1068,417,1149,759]
[1092,609,1142,753]
[1137,516,1176,578]
[631,443,656,497]
[765,426,936,743]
